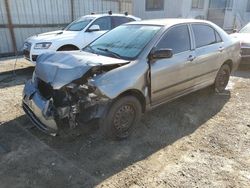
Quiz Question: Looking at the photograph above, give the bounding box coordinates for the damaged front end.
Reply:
[23,73,110,136]
[22,52,127,135]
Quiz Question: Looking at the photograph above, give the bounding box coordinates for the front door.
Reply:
[150,24,196,106]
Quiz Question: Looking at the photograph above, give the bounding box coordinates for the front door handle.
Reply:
[187,55,196,61]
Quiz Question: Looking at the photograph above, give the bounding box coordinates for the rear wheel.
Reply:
[214,64,231,93]
[100,96,142,140]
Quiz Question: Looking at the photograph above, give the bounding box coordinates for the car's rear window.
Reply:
[112,16,135,28]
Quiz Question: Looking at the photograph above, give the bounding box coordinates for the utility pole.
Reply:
[71,0,74,22]
[4,0,17,54]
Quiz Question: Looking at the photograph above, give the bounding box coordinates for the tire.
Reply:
[214,64,231,93]
[57,45,79,51]
[100,96,142,140]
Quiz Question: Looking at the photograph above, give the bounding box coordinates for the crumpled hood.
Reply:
[35,51,129,89]
[27,30,78,42]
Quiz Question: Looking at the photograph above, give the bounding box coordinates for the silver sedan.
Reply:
[23,19,241,139]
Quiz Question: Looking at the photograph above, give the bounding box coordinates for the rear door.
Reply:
[150,24,196,105]
[190,24,224,85]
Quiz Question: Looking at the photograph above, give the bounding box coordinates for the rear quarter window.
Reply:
[192,24,218,48]
[215,31,223,42]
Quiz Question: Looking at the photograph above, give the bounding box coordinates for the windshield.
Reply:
[83,24,162,60]
[239,24,250,33]
[65,17,93,31]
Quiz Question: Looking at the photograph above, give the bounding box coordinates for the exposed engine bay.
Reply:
[36,69,110,128]
[22,52,129,135]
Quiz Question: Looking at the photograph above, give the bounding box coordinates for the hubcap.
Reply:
[113,104,136,137]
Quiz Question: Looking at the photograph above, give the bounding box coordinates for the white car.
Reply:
[231,23,250,64]
[23,12,140,64]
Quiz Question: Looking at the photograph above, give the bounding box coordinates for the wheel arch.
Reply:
[222,59,233,72]
[57,44,80,51]
[117,89,146,113]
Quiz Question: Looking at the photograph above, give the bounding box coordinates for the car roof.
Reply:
[81,13,140,20]
[127,18,213,26]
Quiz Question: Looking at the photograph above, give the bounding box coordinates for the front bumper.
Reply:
[22,80,58,135]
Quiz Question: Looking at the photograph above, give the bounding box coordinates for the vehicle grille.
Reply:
[23,42,31,59]
[37,79,53,99]
[241,48,250,56]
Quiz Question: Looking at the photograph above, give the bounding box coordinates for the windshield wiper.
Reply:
[97,48,122,59]
[84,46,97,54]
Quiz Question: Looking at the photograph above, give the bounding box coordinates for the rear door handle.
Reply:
[187,55,196,61]
[219,47,224,52]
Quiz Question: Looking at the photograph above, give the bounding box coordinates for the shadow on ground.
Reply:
[5,87,231,187]
[234,64,250,78]
[0,120,96,187]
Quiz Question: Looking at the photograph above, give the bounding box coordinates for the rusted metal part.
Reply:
[4,0,17,54]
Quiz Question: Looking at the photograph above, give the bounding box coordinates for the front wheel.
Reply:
[214,64,231,93]
[100,96,142,140]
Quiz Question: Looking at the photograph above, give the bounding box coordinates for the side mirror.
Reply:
[149,48,173,60]
[233,29,238,33]
[87,25,100,32]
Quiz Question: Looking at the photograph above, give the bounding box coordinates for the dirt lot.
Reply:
[0,58,249,188]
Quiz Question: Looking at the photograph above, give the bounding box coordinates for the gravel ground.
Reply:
[0,58,249,188]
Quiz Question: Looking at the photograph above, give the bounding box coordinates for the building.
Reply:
[132,0,250,31]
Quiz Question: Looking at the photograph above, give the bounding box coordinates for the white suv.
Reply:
[23,12,140,64]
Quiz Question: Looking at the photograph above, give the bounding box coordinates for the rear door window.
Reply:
[156,25,191,54]
[215,31,223,42]
[91,16,111,31]
[112,16,135,28]
[192,24,218,48]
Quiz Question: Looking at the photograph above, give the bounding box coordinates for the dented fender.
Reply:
[90,60,149,99]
